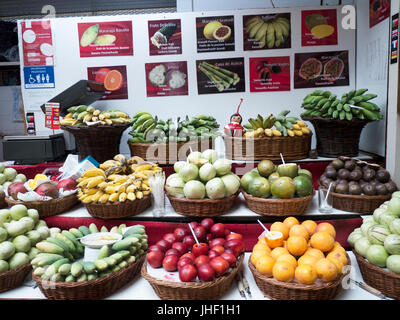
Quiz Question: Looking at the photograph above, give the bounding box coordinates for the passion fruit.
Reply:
[203,21,222,40]
[212,25,232,41]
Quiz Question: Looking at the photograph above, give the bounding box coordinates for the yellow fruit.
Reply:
[292,124,301,130]
[253,240,272,254]
[315,222,336,238]
[98,193,110,204]
[109,193,120,202]
[266,231,284,249]
[301,127,311,135]
[315,258,338,282]
[283,217,300,230]
[119,192,127,202]
[296,120,306,127]
[203,21,223,40]
[272,261,295,282]
[143,190,150,196]
[276,254,297,269]
[270,222,290,240]
[127,192,136,201]
[255,255,275,277]
[92,190,104,202]
[301,220,317,236]
[289,225,310,241]
[326,250,348,266]
[136,191,143,199]
[310,232,335,253]
[87,176,105,189]
[293,130,303,136]
[81,195,93,204]
[332,241,345,253]
[264,129,273,137]
[270,247,289,260]
[272,129,282,137]
[287,236,308,257]
[287,129,295,137]
[82,168,106,179]
[295,264,317,285]
[83,188,98,196]
[251,250,271,266]
[297,254,318,266]
[327,256,343,274]
[304,248,325,261]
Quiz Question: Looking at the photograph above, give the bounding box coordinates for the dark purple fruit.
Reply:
[376,169,390,183]
[338,168,350,180]
[331,159,344,170]
[362,169,376,182]
[375,183,389,195]
[362,183,376,196]
[385,181,398,194]
[325,167,337,179]
[349,184,362,195]
[349,170,362,181]
[335,183,349,194]
[344,160,356,171]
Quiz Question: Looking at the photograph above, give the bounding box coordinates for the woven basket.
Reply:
[352,250,400,300]
[167,193,238,217]
[83,196,151,219]
[249,255,350,300]
[301,116,371,158]
[128,138,215,165]
[0,193,6,209]
[242,189,314,216]
[5,193,79,218]
[32,255,145,300]
[61,124,130,163]
[223,134,312,161]
[141,253,244,300]
[0,263,32,293]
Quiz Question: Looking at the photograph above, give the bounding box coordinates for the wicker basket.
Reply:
[249,255,350,300]
[61,124,130,163]
[128,138,215,165]
[141,253,244,300]
[242,189,314,216]
[352,250,400,300]
[301,116,371,158]
[223,134,312,161]
[32,255,145,300]
[0,263,32,293]
[167,194,238,217]
[0,193,6,209]
[5,193,79,218]
[83,196,151,219]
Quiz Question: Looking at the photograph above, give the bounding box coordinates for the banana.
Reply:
[276,17,290,31]
[139,118,154,133]
[136,191,144,200]
[105,166,124,176]
[82,168,106,179]
[92,190,104,202]
[272,21,284,47]
[134,164,154,172]
[119,192,127,202]
[127,192,136,201]
[105,119,113,125]
[248,20,265,38]
[255,22,269,42]
[109,193,120,202]
[274,20,289,38]
[293,130,303,136]
[266,21,276,49]
[82,188,98,196]
[86,176,105,189]
[93,109,101,117]
[246,16,263,28]
[264,128,273,137]
[287,129,295,137]
[272,129,282,137]
[99,193,110,204]
[81,195,94,204]
[100,160,121,170]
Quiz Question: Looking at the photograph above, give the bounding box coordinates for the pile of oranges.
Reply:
[251,217,348,285]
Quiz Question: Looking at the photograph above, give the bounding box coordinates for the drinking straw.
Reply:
[280,153,286,166]
[188,223,200,246]
[257,219,272,238]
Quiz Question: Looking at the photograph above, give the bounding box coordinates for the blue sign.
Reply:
[24,66,55,89]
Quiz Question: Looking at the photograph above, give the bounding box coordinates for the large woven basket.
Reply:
[128,138,215,165]
[249,254,350,300]
[242,189,314,216]
[353,250,400,300]
[223,134,312,161]
[61,124,130,163]
[167,193,238,217]
[301,116,371,158]
[5,193,79,218]
[0,193,6,209]
[141,253,243,300]
[32,255,145,300]
[83,196,151,219]
[0,263,32,293]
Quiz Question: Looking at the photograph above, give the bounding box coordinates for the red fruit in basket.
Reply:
[172,242,187,255]
[226,233,243,241]
[193,225,207,242]
[179,264,198,282]
[163,233,177,244]
[180,252,196,262]
[192,243,209,257]
[173,227,187,241]
[194,255,210,268]
[183,235,195,248]
[8,182,28,200]
[177,257,194,270]
[210,223,225,238]
[208,249,220,260]
[57,178,76,191]
[147,251,164,268]
[209,238,225,248]
[198,263,216,282]
[200,218,214,231]
[224,239,244,257]
[224,248,236,256]
[206,233,213,243]
[210,256,230,276]
[225,228,231,237]
[165,248,181,257]
[210,244,225,255]
[162,254,179,272]
[220,252,236,267]
[148,244,165,253]
[156,239,172,251]
[35,182,59,199]
[189,221,199,230]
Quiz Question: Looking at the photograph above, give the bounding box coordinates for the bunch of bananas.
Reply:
[245,15,290,49]
[243,110,311,138]
[301,89,383,121]
[76,154,162,204]
[60,105,131,126]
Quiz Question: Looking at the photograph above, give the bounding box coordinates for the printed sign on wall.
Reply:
[391,13,399,64]
[370,0,390,28]
[148,19,182,56]
[23,66,55,89]
[301,9,338,47]
[44,102,60,130]
[87,65,128,100]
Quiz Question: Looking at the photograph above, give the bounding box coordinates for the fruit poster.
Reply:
[21,20,54,66]
[294,51,349,89]
[78,21,133,57]
[301,9,338,47]
[196,58,245,95]
[249,57,290,92]
[44,102,60,130]
[243,13,291,51]
[196,15,235,53]
[145,61,188,97]
[87,65,128,100]
[370,0,390,28]
[148,19,182,56]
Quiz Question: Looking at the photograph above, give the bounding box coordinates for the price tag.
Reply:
[44,102,60,130]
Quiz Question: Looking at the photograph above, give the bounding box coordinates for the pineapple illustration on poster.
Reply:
[148,19,182,56]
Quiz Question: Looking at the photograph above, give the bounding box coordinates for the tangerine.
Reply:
[266,231,284,249]
[255,255,275,277]
[295,264,317,285]
[283,216,300,230]
[310,231,335,253]
[253,241,271,254]
[315,222,336,238]
[301,220,317,236]
[272,261,295,282]
[270,222,290,240]
[251,250,270,266]
[297,254,318,266]
[286,236,308,257]
[270,247,289,260]
[304,248,325,261]
[289,224,310,240]
[327,256,343,274]
[326,250,348,266]
[331,241,346,253]
[315,258,339,282]
[276,254,298,268]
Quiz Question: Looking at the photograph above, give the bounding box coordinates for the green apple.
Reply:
[0,209,11,224]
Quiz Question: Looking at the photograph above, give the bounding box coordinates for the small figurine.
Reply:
[224,98,244,137]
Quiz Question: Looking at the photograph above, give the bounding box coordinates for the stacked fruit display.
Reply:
[243,110,311,138]
[251,217,348,285]
[146,218,244,282]
[128,111,220,143]
[77,154,161,204]
[301,89,383,121]
[348,193,400,274]
[165,149,240,200]
[60,105,131,126]
[319,157,397,196]
[0,165,27,199]
[241,160,313,199]
[32,223,147,282]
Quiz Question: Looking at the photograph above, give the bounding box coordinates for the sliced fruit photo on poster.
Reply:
[145,61,188,97]
[294,50,349,89]
[196,57,245,94]
[243,13,291,51]
[370,0,390,28]
[87,65,128,100]
[301,9,338,47]
[78,21,133,57]
[249,56,290,92]
[196,15,235,53]
[148,19,182,56]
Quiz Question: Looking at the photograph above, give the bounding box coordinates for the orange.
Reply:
[326,250,348,266]
[331,241,346,253]
[310,231,335,253]
[255,255,275,277]
[270,247,289,260]
[270,222,290,240]
[315,258,338,282]
[315,222,336,238]
[289,224,310,241]
[272,261,295,282]
[297,254,318,266]
[251,250,270,266]
[295,264,317,285]
[286,236,308,257]
[104,69,123,91]
[301,220,317,236]
[276,254,298,269]
[266,231,284,249]
[304,248,325,261]
[283,217,300,230]
[327,256,343,274]
[253,242,271,255]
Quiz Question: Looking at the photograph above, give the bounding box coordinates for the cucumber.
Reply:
[100,226,108,233]
[94,259,109,271]
[58,263,71,276]
[127,256,136,264]
[65,275,76,282]
[78,226,90,236]
[69,228,84,238]
[44,258,69,278]
[98,245,109,259]
[76,273,87,282]
[112,237,138,251]
[45,237,71,253]
[87,274,98,281]
[110,226,120,234]
[82,261,96,274]
[71,262,83,277]
[89,223,99,234]
[109,253,123,263]
[104,257,117,267]
[118,261,128,269]
[50,273,65,283]
[117,250,131,259]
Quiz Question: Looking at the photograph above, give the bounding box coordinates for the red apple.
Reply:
[220,252,236,267]
[57,178,76,191]
[162,254,179,272]
[180,252,196,262]
[156,239,172,251]
[147,251,164,268]
[224,248,236,256]
[208,250,220,260]
[210,256,230,276]
[172,242,187,255]
[192,243,209,257]
[173,227,187,241]
[193,225,207,242]
[210,244,224,255]
[8,182,28,200]
[226,233,243,242]
[224,239,244,257]
[177,257,194,270]
[210,223,225,238]
[182,235,195,248]
[197,263,215,282]
[35,182,59,199]
[148,244,165,253]
[224,228,231,237]
[188,221,199,230]
[179,264,197,282]
[206,233,213,243]
[165,248,181,257]
[209,238,225,248]
[194,255,210,268]
[163,233,177,244]
[200,218,214,231]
